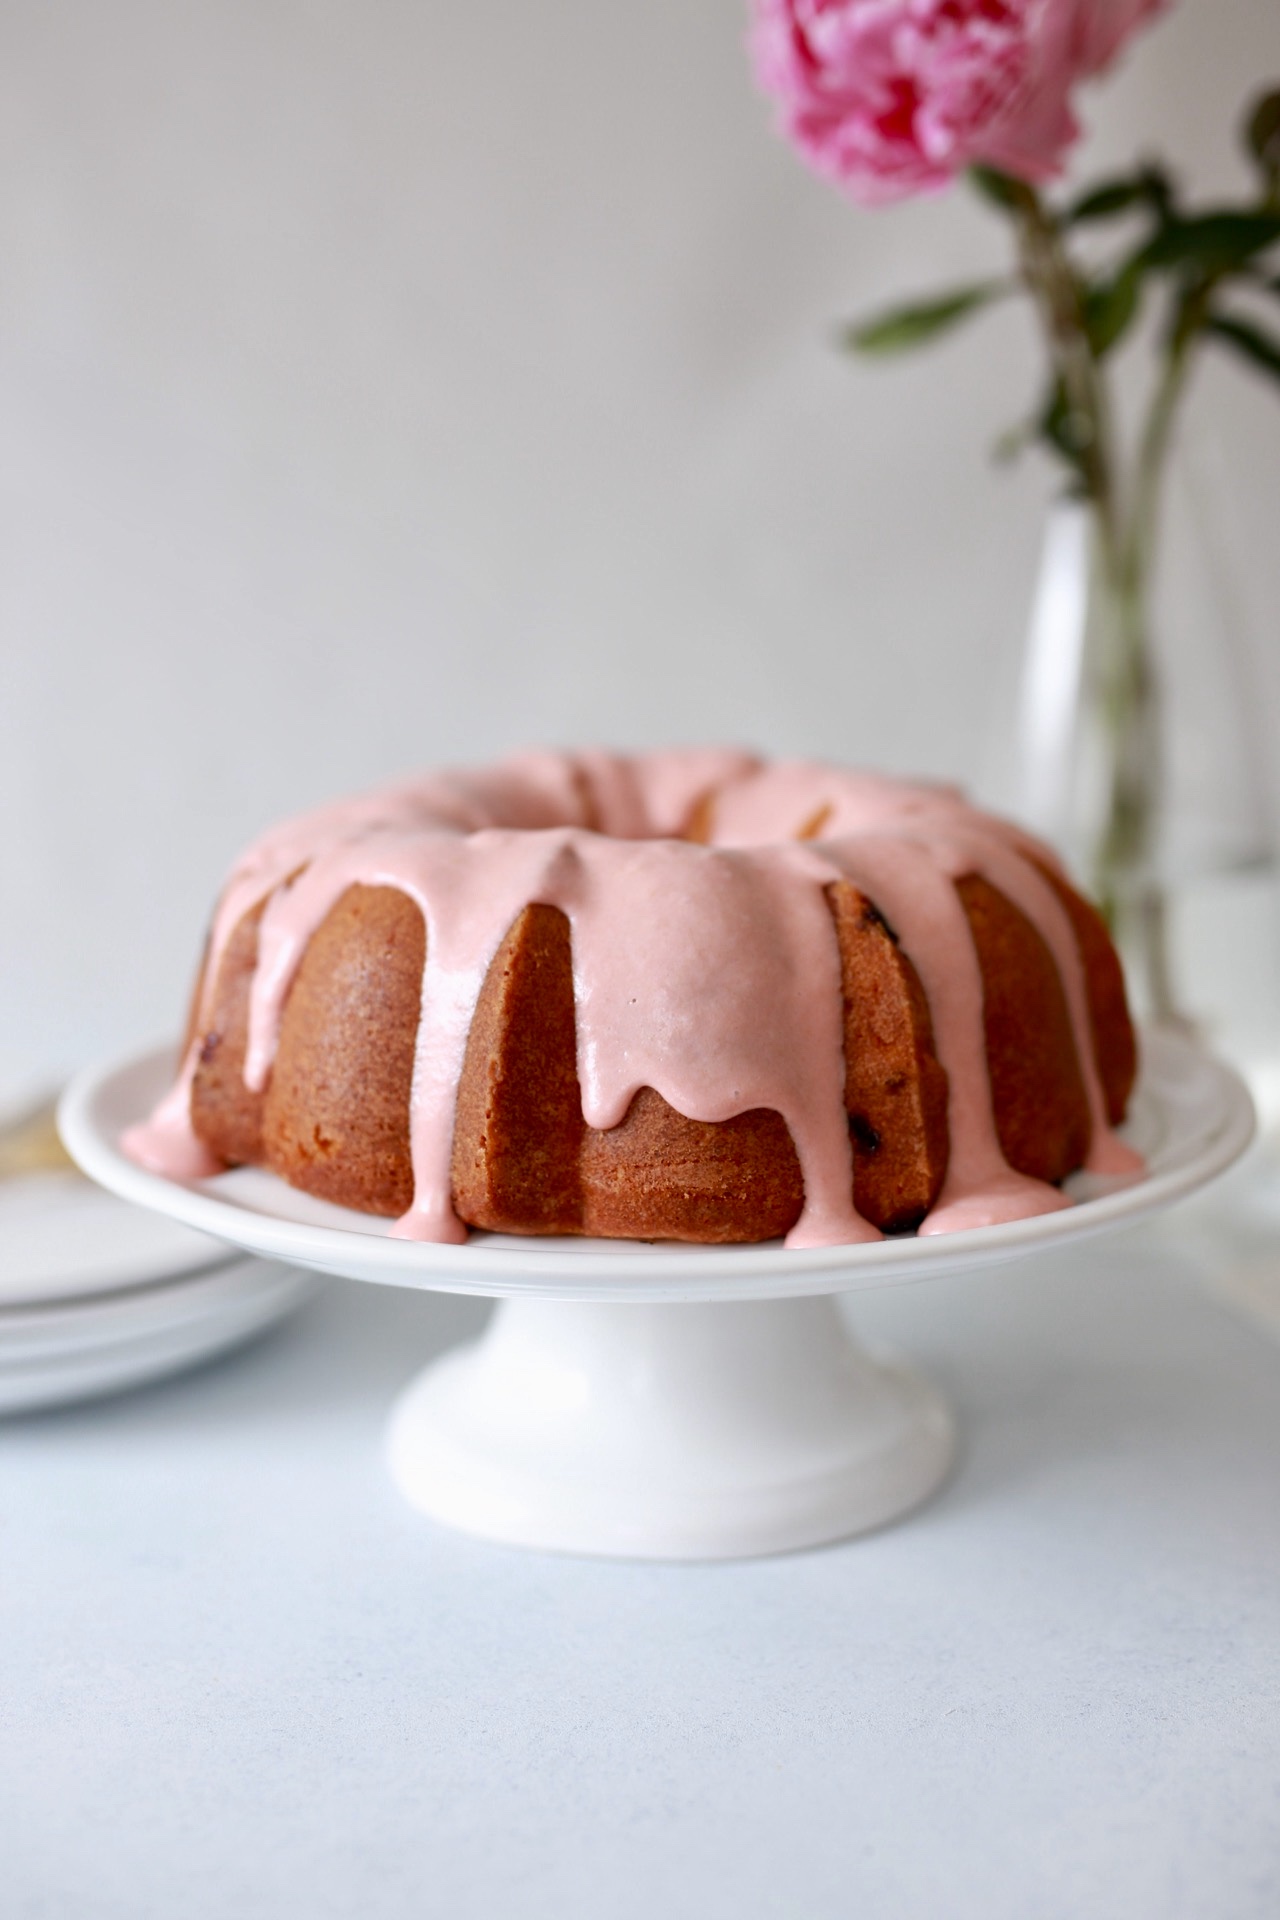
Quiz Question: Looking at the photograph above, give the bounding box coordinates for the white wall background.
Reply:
[2,0,1278,1090]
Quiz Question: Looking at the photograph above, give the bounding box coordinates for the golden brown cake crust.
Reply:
[452,902,805,1242]
[1032,858,1138,1124]
[261,885,423,1215]
[452,904,587,1234]
[449,888,955,1241]
[829,881,949,1233]
[580,1088,804,1243]
[189,899,268,1170]
[955,872,1091,1185]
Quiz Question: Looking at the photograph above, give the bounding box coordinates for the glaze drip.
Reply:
[123,750,1142,1244]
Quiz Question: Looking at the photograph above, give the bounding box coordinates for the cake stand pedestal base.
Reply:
[385,1294,955,1560]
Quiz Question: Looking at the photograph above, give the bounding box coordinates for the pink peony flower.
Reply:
[751,0,1168,204]
[1069,0,1167,75]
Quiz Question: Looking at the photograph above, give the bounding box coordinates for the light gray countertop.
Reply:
[4,1227,1279,1920]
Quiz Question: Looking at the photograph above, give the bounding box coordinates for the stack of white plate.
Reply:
[0,1170,312,1414]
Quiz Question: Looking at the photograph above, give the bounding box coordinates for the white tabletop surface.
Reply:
[4,1220,1280,1920]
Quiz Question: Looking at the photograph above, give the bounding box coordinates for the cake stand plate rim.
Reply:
[59,1031,1254,1303]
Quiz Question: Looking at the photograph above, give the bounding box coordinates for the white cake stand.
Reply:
[60,1033,1252,1560]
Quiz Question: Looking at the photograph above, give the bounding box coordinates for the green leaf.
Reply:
[1066,165,1174,226]
[1083,260,1143,356]
[841,282,1008,355]
[1067,178,1147,224]
[1244,88,1280,179]
[1139,211,1280,275]
[1205,312,1280,386]
[1135,163,1176,219]
[968,166,1031,212]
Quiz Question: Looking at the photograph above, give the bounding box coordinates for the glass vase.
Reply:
[1012,469,1280,1066]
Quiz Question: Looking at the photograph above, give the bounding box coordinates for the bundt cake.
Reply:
[124,750,1142,1247]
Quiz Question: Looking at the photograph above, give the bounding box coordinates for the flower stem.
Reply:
[1002,182,1189,1026]
[1130,284,1210,584]
[1008,184,1121,555]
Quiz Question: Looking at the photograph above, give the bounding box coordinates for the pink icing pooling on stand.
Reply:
[123,751,1142,1245]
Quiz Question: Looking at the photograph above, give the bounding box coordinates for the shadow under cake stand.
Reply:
[60,1033,1252,1560]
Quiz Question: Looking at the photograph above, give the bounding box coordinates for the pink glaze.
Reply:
[124,750,1143,1245]
[122,1065,223,1180]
